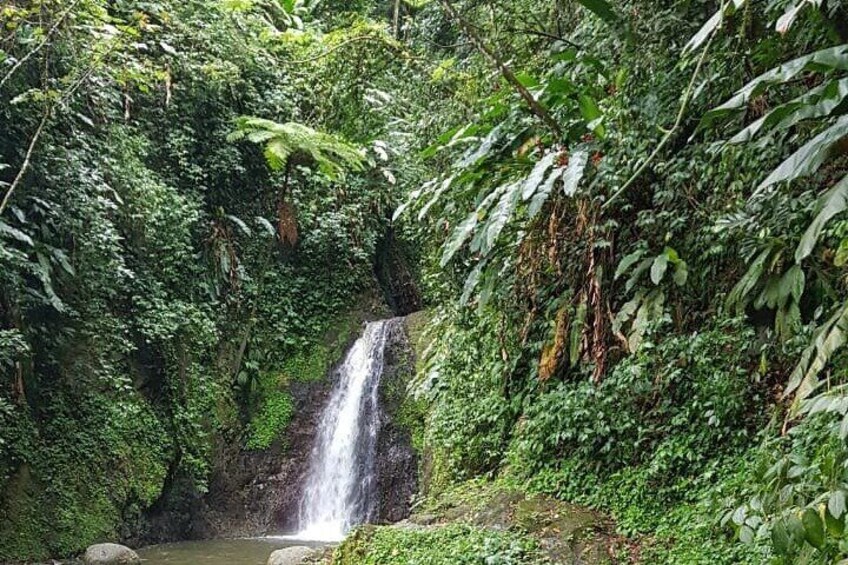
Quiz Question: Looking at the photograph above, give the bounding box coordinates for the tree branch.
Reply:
[504,26,582,49]
[601,0,724,211]
[393,0,402,38]
[0,105,51,217]
[288,35,392,65]
[439,0,563,139]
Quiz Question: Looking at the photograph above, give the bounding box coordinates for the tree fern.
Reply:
[228,116,364,179]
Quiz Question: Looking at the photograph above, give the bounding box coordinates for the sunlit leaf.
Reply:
[562,149,588,196]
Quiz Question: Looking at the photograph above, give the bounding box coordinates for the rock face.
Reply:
[83,543,140,565]
[267,546,315,565]
[373,319,418,523]
[197,370,339,538]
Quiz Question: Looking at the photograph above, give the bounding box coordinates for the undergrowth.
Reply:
[332,523,549,565]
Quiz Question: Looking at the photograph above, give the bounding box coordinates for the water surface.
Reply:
[137,538,317,565]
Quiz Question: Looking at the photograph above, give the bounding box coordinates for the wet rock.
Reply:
[83,543,140,564]
[410,512,439,525]
[132,303,419,546]
[373,320,418,523]
[267,546,315,565]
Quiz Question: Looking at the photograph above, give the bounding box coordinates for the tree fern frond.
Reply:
[229,116,364,177]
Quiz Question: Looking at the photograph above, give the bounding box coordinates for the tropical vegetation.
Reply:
[1,0,848,563]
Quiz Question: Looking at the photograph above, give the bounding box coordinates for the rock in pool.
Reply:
[267,546,316,565]
[83,543,141,565]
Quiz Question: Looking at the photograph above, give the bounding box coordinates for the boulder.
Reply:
[83,543,141,564]
[267,546,315,565]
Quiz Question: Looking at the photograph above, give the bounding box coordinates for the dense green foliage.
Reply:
[0,0,404,560]
[2,0,848,562]
[332,523,549,565]
[388,0,848,563]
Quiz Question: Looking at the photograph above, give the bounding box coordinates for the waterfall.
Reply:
[293,320,393,542]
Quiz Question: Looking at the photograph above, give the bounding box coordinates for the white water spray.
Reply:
[293,320,392,542]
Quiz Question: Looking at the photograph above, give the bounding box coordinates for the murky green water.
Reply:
[136,538,322,565]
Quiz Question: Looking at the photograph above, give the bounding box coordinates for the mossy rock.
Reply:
[410,480,616,564]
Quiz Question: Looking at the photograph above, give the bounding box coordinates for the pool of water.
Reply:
[136,537,325,565]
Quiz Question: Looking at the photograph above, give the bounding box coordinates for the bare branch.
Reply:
[601,0,725,210]
[0,105,51,217]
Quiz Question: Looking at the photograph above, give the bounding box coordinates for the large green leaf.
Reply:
[0,220,34,247]
[683,0,748,55]
[578,95,604,137]
[726,247,772,312]
[481,181,522,254]
[615,249,645,280]
[574,0,620,24]
[829,491,847,520]
[393,181,431,221]
[459,259,486,306]
[775,0,822,34]
[756,116,848,194]
[444,182,512,265]
[458,125,503,168]
[562,149,588,196]
[771,518,792,555]
[703,45,848,126]
[729,78,848,144]
[650,253,669,285]
[226,214,252,237]
[796,175,848,262]
[787,302,848,405]
[528,163,565,218]
[440,211,479,267]
[521,152,557,200]
[802,507,825,550]
[418,177,454,221]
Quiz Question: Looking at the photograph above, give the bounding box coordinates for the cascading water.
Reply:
[292,320,393,542]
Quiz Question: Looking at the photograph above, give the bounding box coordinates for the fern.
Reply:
[228,116,365,179]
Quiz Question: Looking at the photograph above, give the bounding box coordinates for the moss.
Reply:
[418,476,497,516]
[403,310,433,376]
[246,385,295,450]
[403,478,619,564]
[395,394,427,453]
[281,346,331,383]
[0,389,176,562]
[52,485,119,556]
[244,307,389,453]
[0,464,48,561]
[374,313,432,454]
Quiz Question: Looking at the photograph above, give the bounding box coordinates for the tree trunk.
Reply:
[393,0,402,37]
